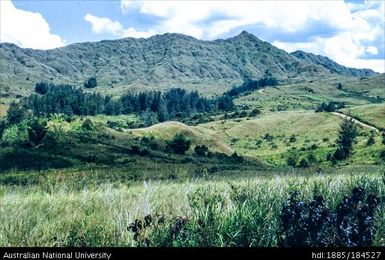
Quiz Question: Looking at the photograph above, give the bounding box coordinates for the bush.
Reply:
[1,123,28,146]
[380,150,385,161]
[366,131,376,146]
[194,145,208,156]
[287,150,298,167]
[263,133,274,142]
[289,134,297,143]
[299,158,309,168]
[82,118,96,131]
[28,118,48,147]
[6,101,28,125]
[167,133,191,155]
[84,77,97,88]
[249,108,261,117]
[35,82,51,95]
[279,187,380,247]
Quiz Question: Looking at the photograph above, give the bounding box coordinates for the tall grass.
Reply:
[0,170,384,247]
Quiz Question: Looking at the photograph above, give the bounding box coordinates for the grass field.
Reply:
[341,103,385,131]
[0,165,384,247]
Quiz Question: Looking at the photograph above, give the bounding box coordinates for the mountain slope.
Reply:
[0,31,376,97]
[291,50,376,78]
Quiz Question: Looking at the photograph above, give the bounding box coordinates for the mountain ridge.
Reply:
[0,31,377,97]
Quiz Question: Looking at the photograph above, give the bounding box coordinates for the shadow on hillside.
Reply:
[0,148,73,171]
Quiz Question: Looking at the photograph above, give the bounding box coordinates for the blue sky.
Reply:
[1,0,384,72]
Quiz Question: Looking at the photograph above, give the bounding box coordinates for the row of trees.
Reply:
[25,84,235,122]
[226,77,278,97]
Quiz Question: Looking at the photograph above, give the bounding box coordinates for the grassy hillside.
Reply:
[236,74,385,112]
[341,103,385,131]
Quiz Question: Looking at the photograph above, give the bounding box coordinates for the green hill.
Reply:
[0,31,376,98]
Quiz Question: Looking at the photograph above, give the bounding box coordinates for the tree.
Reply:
[366,131,376,146]
[334,117,358,160]
[35,82,50,94]
[84,77,97,88]
[6,101,28,125]
[194,145,208,156]
[28,118,48,147]
[141,109,159,127]
[167,133,191,155]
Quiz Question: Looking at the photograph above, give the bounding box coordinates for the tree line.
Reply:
[225,77,278,97]
[24,83,235,122]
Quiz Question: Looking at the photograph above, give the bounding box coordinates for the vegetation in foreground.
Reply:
[0,168,384,247]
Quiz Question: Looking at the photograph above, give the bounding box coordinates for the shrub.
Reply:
[84,77,97,88]
[289,134,297,143]
[249,108,261,117]
[263,133,274,142]
[28,118,48,147]
[167,133,191,155]
[380,150,385,161]
[6,101,28,125]
[35,82,51,95]
[81,118,96,131]
[1,123,28,146]
[194,145,208,156]
[299,158,309,168]
[287,151,298,167]
[279,187,380,247]
[366,131,376,146]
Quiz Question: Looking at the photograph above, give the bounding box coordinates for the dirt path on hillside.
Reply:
[331,112,380,132]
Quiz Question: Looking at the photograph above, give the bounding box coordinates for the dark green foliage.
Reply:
[6,101,28,125]
[307,153,318,165]
[334,117,359,160]
[216,95,234,111]
[380,150,385,161]
[35,82,51,95]
[279,187,380,247]
[263,133,274,142]
[81,118,96,131]
[382,132,385,145]
[337,83,343,90]
[167,133,191,155]
[24,84,233,124]
[231,151,243,162]
[194,145,208,156]
[366,131,376,146]
[27,118,48,147]
[84,77,97,88]
[289,134,297,143]
[226,77,278,97]
[141,109,159,127]
[315,102,345,112]
[299,158,309,168]
[249,108,261,117]
[0,120,6,138]
[287,151,298,167]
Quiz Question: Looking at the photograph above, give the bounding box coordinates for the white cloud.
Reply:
[84,14,123,35]
[84,13,156,38]
[0,0,65,49]
[366,46,379,55]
